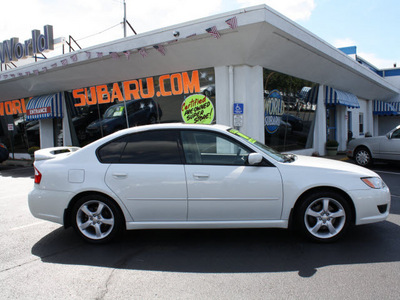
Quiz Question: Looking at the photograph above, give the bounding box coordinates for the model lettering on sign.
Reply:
[0,25,54,63]
[265,90,285,134]
[0,99,27,116]
[73,70,200,107]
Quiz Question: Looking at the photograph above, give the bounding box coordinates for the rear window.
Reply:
[97,130,182,164]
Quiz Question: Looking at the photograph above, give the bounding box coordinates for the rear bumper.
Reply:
[28,187,74,225]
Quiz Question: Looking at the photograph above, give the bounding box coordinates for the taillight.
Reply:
[34,166,42,184]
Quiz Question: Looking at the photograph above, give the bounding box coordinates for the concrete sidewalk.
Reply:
[322,153,350,161]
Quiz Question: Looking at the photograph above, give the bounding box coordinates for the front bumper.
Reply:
[348,187,391,225]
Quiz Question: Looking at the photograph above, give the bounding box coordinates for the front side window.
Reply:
[181,130,251,166]
[391,128,400,139]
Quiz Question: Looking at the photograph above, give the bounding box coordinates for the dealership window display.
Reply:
[0,103,41,157]
[66,67,216,147]
[263,69,318,152]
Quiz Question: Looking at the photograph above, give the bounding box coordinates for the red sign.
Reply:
[27,106,51,116]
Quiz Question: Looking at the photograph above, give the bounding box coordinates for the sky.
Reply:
[1,0,399,69]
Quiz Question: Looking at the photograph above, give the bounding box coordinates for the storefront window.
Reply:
[66,68,216,147]
[0,102,40,158]
[263,69,318,152]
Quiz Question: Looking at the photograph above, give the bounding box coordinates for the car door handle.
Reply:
[112,173,128,179]
[193,173,210,180]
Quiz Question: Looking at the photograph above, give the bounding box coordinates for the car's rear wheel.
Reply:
[72,195,123,243]
[297,192,351,242]
[354,147,372,167]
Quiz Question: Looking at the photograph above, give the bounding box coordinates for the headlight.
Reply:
[361,177,386,189]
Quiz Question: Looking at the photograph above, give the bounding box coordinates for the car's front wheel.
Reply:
[354,147,372,167]
[297,192,351,242]
[72,195,124,243]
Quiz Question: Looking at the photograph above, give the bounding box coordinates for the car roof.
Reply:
[122,123,230,133]
[85,123,231,148]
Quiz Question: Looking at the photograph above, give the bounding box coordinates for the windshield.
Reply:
[228,129,288,163]
[104,105,125,119]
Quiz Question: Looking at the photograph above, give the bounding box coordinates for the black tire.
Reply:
[297,191,351,243]
[354,147,373,167]
[71,194,124,243]
[148,115,157,124]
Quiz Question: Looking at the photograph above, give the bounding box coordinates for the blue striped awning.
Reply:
[299,87,311,99]
[373,100,400,116]
[325,86,360,108]
[26,93,63,121]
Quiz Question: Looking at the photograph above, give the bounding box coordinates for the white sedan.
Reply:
[347,125,400,167]
[29,123,390,243]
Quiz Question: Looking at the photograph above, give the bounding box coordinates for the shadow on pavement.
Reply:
[0,165,34,178]
[31,219,400,278]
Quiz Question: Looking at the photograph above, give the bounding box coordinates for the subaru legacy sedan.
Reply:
[29,123,390,243]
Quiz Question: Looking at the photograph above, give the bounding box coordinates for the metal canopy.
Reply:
[0,5,399,102]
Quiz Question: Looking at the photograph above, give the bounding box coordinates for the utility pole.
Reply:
[123,0,127,38]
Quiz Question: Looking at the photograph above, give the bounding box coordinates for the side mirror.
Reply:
[248,153,263,165]
[386,132,392,139]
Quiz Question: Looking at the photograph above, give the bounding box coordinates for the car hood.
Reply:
[287,155,379,177]
[349,135,386,146]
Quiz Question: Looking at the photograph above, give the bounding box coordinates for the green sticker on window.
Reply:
[181,94,214,124]
[229,129,256,144]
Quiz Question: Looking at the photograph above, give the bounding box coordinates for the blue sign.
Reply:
[233,103,244,115]
[265,90,284,134]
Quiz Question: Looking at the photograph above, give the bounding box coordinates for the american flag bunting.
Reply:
[206,26,221,39]
[123,51,131,60]
[153,45,166,56]
[110,52,119,59]
[226,17,238,29]
[139,48,148,58]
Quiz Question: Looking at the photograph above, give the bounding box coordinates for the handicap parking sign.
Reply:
[233,103,244,114]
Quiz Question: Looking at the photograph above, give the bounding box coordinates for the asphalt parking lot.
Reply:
[0,161,399,299]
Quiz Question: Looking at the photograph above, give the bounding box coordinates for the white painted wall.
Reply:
[215,65,264,142]
[39,119,53,149]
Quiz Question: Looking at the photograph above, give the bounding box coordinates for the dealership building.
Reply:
[1,5,399,159]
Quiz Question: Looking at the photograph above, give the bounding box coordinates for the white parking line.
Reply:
[10,221,46,231]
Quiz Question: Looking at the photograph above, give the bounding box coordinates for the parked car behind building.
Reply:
[86,98,162,140]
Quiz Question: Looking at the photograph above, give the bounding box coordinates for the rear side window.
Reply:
[98,130,182,164]
[97,138,127,163]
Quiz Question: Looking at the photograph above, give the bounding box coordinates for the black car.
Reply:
[282,114,304,132]
[86,98,162,139]
[0,143,9,163]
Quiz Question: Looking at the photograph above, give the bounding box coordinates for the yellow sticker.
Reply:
[181,94,214,124]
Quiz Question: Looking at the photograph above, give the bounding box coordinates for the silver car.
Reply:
[347,125,400,167]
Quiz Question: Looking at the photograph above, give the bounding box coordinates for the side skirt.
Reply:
[126,220,288,230]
